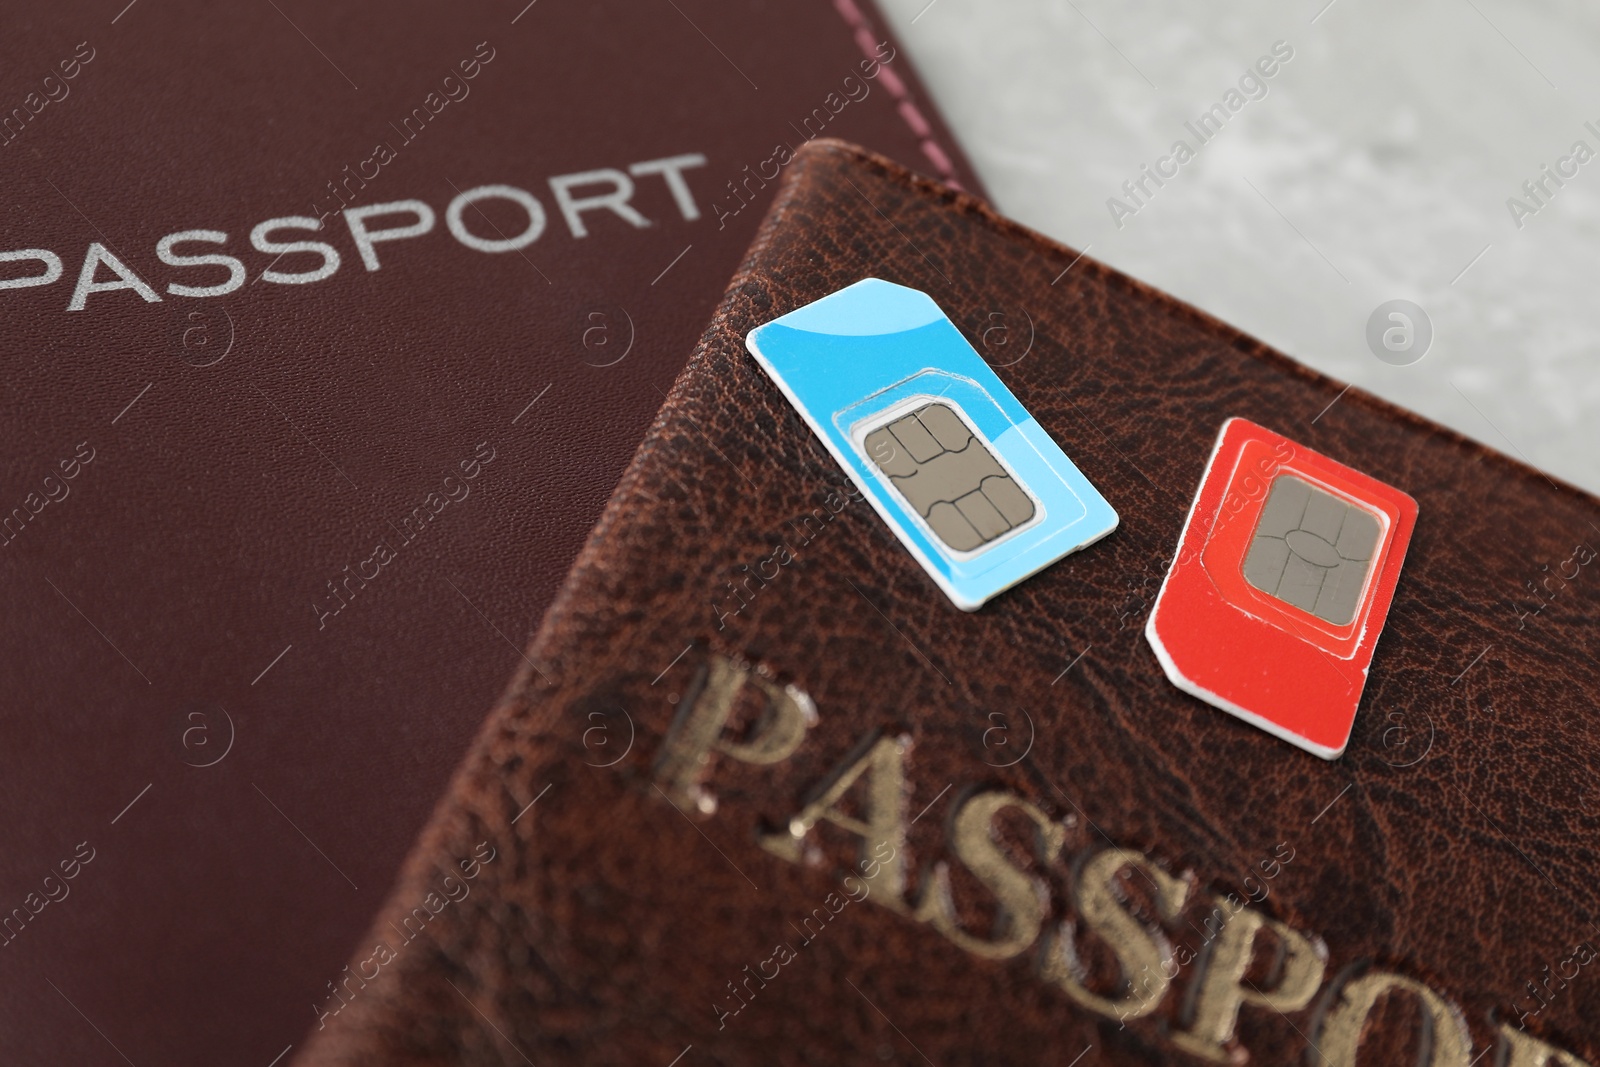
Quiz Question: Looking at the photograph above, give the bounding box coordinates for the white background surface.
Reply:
[879,0,1600,495]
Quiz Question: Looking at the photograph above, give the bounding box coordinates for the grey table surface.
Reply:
[880,0,1600,497]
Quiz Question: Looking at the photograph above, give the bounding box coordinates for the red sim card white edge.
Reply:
[1145,417,1419,761]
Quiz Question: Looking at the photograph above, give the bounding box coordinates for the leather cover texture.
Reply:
[298,140,1600,1066]
[0,6,979,1065]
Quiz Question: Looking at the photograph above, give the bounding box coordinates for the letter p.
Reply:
[1171,909,1326,1062]
[344,199,436,271]
[653,655,815,809]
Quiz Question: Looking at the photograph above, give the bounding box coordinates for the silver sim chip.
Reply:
[862,401,1037,554]
[1241,474,1380,625]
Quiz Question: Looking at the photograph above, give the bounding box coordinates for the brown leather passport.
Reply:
[0,5,978,1065]
[302,141,1599,1066]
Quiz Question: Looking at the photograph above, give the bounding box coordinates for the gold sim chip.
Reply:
[862,401,1037,553]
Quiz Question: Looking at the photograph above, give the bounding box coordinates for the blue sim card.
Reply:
[745,278,1118,610]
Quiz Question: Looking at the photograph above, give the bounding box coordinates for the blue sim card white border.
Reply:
[745,278,1118,610]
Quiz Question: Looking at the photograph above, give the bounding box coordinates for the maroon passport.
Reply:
[0,4,979,1064]
[299,142,1598,1066]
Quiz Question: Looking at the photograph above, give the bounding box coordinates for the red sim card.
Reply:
[1146,418,1418,759]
